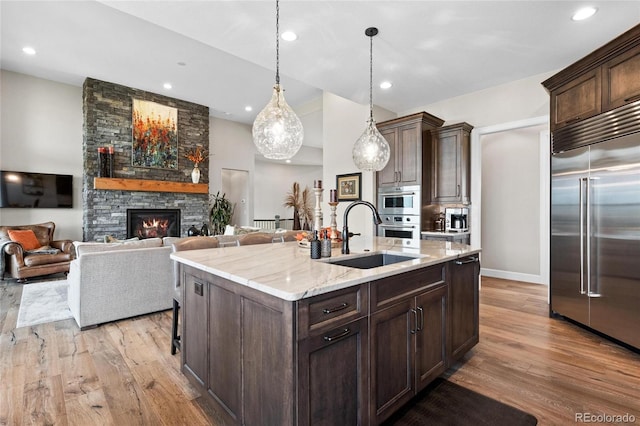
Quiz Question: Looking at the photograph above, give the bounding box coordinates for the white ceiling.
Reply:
[2,1,639,147]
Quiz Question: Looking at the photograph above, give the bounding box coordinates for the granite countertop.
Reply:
[171,237,480,302]
[421,230,471,236]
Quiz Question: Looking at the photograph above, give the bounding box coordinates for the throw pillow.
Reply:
[7,229,41,250]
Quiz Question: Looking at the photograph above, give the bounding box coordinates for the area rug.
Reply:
[16,279,73,328]
[384,378,537,425]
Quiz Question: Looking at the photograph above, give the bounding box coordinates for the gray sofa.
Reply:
[67,237,180,329]
[67,230,302,330]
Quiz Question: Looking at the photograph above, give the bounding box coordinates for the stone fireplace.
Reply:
[82,78,210,242]
[127,209,181,239]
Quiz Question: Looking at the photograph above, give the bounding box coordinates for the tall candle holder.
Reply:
[313,187,324,232]
[328,201,339,245]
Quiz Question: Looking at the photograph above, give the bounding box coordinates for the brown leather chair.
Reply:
[0,222,74,282]
[170,236,220,355]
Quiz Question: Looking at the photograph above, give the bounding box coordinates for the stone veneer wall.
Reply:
[82,78,209,241]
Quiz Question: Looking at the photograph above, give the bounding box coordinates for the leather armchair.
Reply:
[0,221,74,282]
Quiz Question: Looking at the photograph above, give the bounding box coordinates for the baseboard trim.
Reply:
[481,268,548,285]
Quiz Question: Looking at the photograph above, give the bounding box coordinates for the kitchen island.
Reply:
[171,237,481,425]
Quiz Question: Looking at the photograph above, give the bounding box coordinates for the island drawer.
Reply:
[370,264,445,312]
[297,284,369,339]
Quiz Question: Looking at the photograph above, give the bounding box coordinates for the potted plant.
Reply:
[209,191,234,235]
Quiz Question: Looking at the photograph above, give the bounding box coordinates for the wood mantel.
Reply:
[93,177,208,194]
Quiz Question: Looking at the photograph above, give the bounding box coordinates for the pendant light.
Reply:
[352,27,390,172]
[252,0,304,160]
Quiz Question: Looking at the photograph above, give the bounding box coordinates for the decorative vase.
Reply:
[191,164,201,184]
[187,225,200,237]
[293,210,302,230]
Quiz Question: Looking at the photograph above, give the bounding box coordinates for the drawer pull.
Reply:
[324,328,350,342]
[455,256,479,265]
[323,302,349,314]
[564,117,582,124]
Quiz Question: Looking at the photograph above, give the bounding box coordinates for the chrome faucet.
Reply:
[342,200,383,254]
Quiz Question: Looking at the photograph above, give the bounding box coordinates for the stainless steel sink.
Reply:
[324,252,420,269]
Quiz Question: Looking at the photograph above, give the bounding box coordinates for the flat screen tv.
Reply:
[0,170,73,208]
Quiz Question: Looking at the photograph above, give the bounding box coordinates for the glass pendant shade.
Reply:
[353,26,390,172]
[352,117,390,171]
[252,85,304,160]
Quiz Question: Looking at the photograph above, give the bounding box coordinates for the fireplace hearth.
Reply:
[127,209,181,239]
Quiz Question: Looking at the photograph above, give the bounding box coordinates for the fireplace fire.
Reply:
[127,209,180,239]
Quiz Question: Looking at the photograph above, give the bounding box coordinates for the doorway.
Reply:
[470,116,550,286]
[221,169,250,227]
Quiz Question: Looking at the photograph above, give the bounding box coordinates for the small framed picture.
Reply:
[336,173,362,202]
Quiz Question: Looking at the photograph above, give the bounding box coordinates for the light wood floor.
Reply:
[1,277,639,425]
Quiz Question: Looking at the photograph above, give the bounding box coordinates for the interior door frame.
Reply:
[470,115,550,287]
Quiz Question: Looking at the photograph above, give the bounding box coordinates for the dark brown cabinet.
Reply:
[448,256,480,363]
[430,123,473,205]
[180,257,478,426]
[298,317,369,426]
[376,112,444,188]
[182,272,208,387]
[369,265,447,424]
[550,68,601,131]
[543,23,640,135]
[603,43,640,110]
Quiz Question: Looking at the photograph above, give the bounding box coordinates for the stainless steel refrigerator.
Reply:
[551,131,640,349]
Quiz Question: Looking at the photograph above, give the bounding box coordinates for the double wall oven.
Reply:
[377,185,421,247]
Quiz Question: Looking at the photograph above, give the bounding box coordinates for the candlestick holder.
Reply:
[328,201,339,244]
[313,187,324,232]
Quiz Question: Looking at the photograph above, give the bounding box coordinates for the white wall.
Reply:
[209,116,256,223]
[254,162,322,221]
[322,92,396,242]
[401,71,554,128]
[0,70,83,241]
[402,71,555,282]
[481,126,543,277]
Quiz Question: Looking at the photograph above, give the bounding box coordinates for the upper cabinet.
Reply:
[550,68,601,130]
[377,112,444,188]
[430,123,473,205]
[543,23,640,135]
[603,43,640,110]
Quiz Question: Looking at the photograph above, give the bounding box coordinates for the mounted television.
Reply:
[0,171,73,208]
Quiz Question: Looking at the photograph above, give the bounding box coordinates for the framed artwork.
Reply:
[336,172,362,202]
[132,99,178,169]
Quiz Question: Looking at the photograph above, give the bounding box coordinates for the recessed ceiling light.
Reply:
[572,7,597,21]
[285,159,292,163]
[245,106,253,112]
[380,81,392,89]
[281,31,297,41]
[22,46,36,55]
[163,82,172,90]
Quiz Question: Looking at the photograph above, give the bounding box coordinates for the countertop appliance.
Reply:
[551,125,640,349]
[445,207,469,232]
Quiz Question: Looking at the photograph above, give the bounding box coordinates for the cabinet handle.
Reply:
[398,170,402,182]
[456,184,460,197]
[624,94,640,103]
[564,117,581,124]
[455,256,479,265]
[322,302,349,314]
[416,307,424,332]
[324,328,350,342]
[410,308,418,334]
